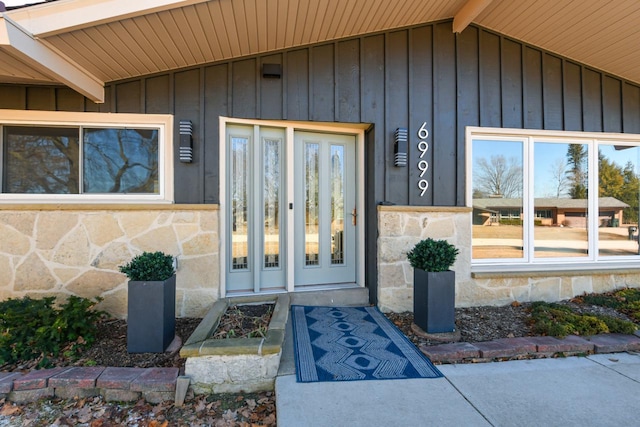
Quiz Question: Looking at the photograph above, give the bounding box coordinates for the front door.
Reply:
[224,124,357,293]
[294,132,357,286]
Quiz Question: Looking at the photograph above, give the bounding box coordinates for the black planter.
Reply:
[127,275,176,353]
[413,269,455,333]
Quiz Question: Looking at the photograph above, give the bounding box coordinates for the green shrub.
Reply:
[407,238,459,272]
[530,302,637,338]
[0,296,103,367]
[119,251,175,281]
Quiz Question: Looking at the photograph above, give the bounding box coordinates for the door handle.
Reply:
[351,207,357,226]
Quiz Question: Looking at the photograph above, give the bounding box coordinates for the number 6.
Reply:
[418,122,429,140]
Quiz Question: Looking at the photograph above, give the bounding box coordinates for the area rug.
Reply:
[291,305,443,382]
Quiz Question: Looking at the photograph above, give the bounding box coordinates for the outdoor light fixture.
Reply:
[179,120,193,163]
[262,63,282,78]
[394,127,408,167]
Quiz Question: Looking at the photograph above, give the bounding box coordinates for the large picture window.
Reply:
[468,128,640,269]
[0,111,172,202]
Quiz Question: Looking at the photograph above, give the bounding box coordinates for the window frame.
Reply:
[0,110,173,203]
[467,126,640,273]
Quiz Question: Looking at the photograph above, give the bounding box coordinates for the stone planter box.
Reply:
[180,294,289,394]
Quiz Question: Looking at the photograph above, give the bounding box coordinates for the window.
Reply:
[0,111,173,202]
[468,127,640,269]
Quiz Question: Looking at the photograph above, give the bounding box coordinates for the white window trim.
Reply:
[466,126,640,273]
[0,109,174,204]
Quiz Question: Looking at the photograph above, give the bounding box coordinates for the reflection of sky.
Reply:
[475,139,640,198]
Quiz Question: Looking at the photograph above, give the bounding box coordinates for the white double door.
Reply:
[225,124,357,293]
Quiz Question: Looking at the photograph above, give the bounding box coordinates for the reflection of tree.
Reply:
[549,158,569,198]
[566,144,587,199]
[599,150,640,223]
[83,129,158,193]
[474,155,522,198]
[264,139,280,230]
[4,127,79,194]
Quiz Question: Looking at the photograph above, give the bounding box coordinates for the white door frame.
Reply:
[218,117,367,297]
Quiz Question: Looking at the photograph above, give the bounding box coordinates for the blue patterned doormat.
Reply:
[291,305,443,382]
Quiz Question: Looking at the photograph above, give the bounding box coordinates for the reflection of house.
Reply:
[473,197,629,227]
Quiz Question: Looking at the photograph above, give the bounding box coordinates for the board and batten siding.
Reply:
[2,21,640,208]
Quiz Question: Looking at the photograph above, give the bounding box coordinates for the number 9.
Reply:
[418,180,428,196]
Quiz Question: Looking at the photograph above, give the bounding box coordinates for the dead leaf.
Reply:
[0,403,22,416]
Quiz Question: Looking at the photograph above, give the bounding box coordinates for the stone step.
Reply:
[289,287,369,307]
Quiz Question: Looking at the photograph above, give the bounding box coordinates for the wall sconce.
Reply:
[179,120,193,163]
[394,127,408,167]
[262,63,282,78]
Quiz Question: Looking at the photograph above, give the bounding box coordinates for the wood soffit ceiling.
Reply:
[1,0,640,102]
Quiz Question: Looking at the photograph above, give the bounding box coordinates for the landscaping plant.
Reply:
[119,251,175,281]
[0,296,104,368]
[529,301,637,338]
[581,288,640,322]
[407,238,459,272]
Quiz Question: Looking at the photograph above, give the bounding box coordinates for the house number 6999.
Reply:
[417,122,429,196]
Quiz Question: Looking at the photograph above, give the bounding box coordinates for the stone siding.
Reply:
[0,205,219,318]
[377,206,640,312]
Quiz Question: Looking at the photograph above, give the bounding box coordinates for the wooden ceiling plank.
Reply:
[188,5,218,61]
[119,18,172,72]
[205,1,234,58]
[48,33,115,82]
[170,8,208,64]
[217,0,243,57]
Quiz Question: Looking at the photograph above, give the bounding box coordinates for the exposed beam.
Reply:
[0,15,104,102]
[6,0,213,37]
[453,0,493,33]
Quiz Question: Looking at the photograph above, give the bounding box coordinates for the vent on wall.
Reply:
[262,63,282,78]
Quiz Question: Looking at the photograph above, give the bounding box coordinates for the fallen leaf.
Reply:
[0,403,22,416]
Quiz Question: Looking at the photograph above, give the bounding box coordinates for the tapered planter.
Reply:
[127,274,176,353]
[413,269,455,333]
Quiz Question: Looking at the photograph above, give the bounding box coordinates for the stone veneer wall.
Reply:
[0,204,219,318]
[377,205,640,312]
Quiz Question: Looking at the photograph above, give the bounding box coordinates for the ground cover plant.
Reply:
[529,301,637,337]
[0,296,103,369]
[581,288,640,322]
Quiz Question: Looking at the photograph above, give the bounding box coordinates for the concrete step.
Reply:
[289,286,369,307]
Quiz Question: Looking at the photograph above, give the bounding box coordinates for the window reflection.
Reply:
[83,128,158,193]
[231,136,249,270]
[533,142,588,258]
[472,139,524,259]
[331,145,345,264]
[598,145,640,256]
[263,137,281,268]
[3,126,79,194]
[305,143,320,266]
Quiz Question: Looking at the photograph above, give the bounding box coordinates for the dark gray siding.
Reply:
[2,20,640,208]
[3,20,640,304]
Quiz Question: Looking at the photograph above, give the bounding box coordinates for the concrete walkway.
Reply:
[276,352,640,427]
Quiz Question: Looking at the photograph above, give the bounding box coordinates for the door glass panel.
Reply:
[305,143,320,266]
[534,142,588,258]
[598,144,640,256]
[331,145,345,264]
[231,136,249,270]
[264,137,281,268]
[472,139,524,259]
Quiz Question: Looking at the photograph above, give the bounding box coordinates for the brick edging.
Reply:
[420,333,640,364]
[0,367,179,404]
